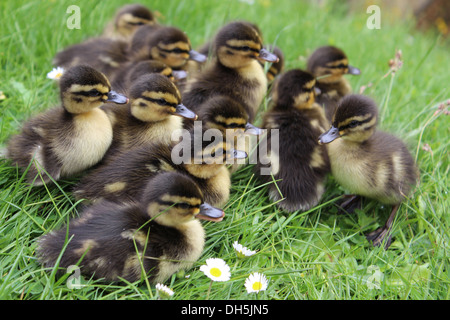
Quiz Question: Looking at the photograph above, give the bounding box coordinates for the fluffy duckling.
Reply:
[307,46,361,123]
[128,25,207,71]
[255,69,330,212]
[101,73,197,161]
[7,65,128,186]
[111,59,187,93]
[37,171,225,284]
[102,4,157,42]
[318,94,419,248]
[181,21,279,122]
[73,127,247,207]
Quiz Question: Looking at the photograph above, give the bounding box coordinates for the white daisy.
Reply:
[232,241,257,258]
[46,67,65,80]
[155,283,174,299]
[199,258,231,282]
[245,272,268,294]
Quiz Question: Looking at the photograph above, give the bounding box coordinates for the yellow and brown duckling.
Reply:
[255,69,330,212]
[102,4,157,42]
[307,46,361,123]
[128,25,207,71]
[7,65,128,186]
[318,94,419,248]
[37,171,225,284]
[181,20,279,122]
[73,127,247,207]
[101,73,197,161]
[110,59,187,93]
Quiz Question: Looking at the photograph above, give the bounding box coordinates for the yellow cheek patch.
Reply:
[159,41,191,52]
[326,58,348,67]
[304,80,316,90]
[338,114,372,127]
[161,194,202,206]
[226,39,260,51]
[214,115,247,126]
[142,91,179,105]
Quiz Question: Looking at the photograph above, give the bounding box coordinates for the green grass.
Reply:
[0,0,448,300]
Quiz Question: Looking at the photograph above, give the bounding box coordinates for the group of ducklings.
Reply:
[6,4,418,285]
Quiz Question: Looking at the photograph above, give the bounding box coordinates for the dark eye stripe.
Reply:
[327,64,348,69]
[339,117,372,130]
[141,96,177,107]
[226,45,260,54]
[159,47,190,54]
[73,90,103,97]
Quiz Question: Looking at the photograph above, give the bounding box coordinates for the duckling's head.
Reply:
[197,96,262,135]
[130,26,207,69]
[129,73,197,122]
[271,69,319,110]
[214,21,279,69]
[143,171,225,227]
[175,127,247,178]
[59,65,128,113]
[318,94,378,144]
[307,46,361,83]
[112,4,156,38]
[262,45,285,82]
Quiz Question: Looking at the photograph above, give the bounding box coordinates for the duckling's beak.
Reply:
[230,149,248,159]
[318,126,340,144]
[107,91,129,104]
[174,103,198,120]
[314,87,322,95]
[172,70,188,80]
[244,122,263,135]
[189,50,207,63]
[197,203,225,222]
[347,65,361,75]
[258,48,279,63]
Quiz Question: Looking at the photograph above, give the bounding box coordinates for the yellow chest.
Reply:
[55,109,113,176]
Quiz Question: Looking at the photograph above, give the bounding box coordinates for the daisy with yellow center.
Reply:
[245,272,268,294]
[232,241,257,259]
[199,258,231,282]
[155,283,174,299]
[47,67,65,80]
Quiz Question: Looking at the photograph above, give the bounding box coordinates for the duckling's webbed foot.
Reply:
[336,194,362,214]
[365,204,399,249]
[365,227,392,249]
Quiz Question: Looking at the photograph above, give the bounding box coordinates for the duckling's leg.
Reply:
[336,194,362,214]
[365,204,399,249]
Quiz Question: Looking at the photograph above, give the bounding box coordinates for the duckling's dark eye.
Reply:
[87,90,102,97]
[177,203,191,210]
[348,120,359,128]
[172,48,185,54]
[227,123,240,129]
[241,46,251,52]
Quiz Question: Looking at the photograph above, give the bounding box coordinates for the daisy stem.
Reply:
[206,280,213,300]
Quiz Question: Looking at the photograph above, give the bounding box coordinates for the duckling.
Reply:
[254,69,330,212]
[101,73,197,161]
[6,65,128,186]
[318,94,419,248]
[128,25,207,71]
[102,4,157,42]
[37,171,225,284]
[307,46,361,123]
[181,21,279,122]
[73,127,247,207]
[110,59,187,93]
